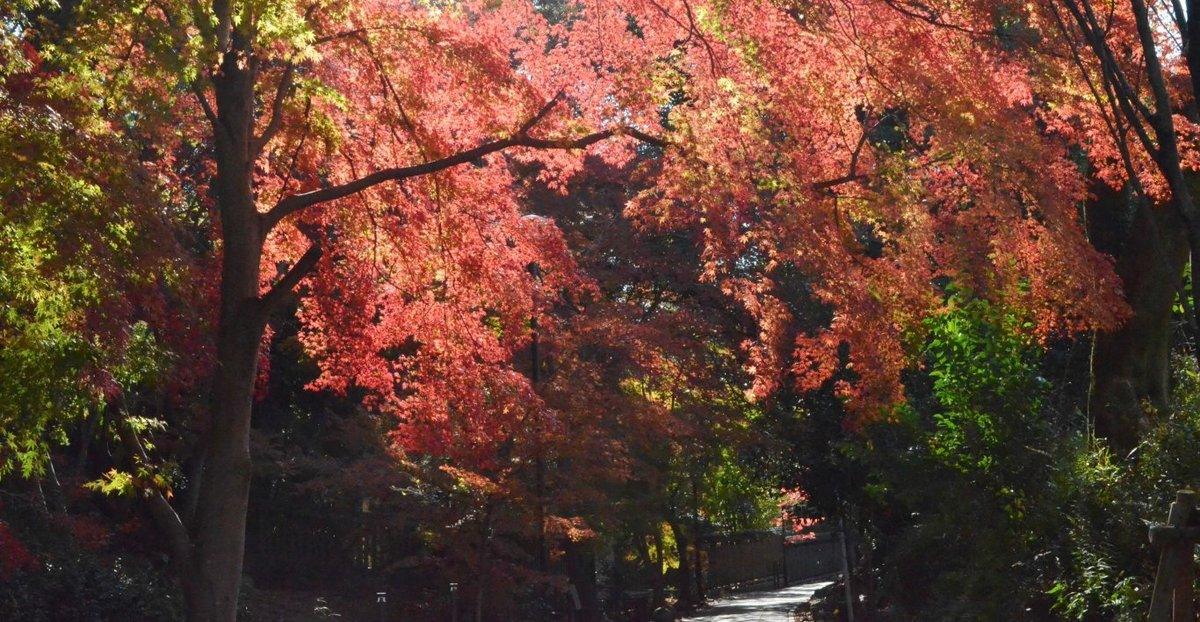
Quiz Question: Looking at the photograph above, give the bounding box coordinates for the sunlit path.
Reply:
[681,580,835,622]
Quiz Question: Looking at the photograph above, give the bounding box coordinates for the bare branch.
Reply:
[313,24,425,46]
[625,127,670,148]
[813,124,872,193]
[270,98,314,205]
[681,0,722,76]
[646,0,722,75]
[1050,2,1148,202]
[1129,0,1187,159]
[1066,0,1157,127]
[813,173,869,192]
[881,0,998,39]
[1170,0,1187,46]
[1060,0,1158,156]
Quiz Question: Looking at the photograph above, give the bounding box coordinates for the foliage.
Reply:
[1049,356,1200,621]
[0,19,181,479]
[702,446,781,532]
[921,290,1043,475]
[3,0,1197,619]
[840,293,1062,620]
[0,549,180,622]
[0,498,180,622]
[789,299,1200,621]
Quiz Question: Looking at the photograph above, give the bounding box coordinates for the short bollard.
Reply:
[375,591,387,622]
[450,582,459,622]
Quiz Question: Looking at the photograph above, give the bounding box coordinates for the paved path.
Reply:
[680,580,834,621]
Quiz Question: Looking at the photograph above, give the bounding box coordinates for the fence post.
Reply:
[838,518,855,622]
[1148,490,1197,622]
[780,529,789,588]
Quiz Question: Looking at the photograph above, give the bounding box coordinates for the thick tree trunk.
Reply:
[181,42,265,622]
[1087,0,1200,454]
[667,519,693,611]
[564,539,599,622]
[1089,189,1189,453]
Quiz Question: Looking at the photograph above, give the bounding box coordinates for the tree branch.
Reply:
[191,80,218,130]
[814,123,874,195]
[251,63,296,156]
[263,126,666,232]
[882,0,1000,39]
[1051,2,1149,204]
[260,243,323,313]
[519,91,565,135]
[1057,1,1157,159]
[115,416,193,568]
[625,127,669,148]
[1066,0,1157,130]
[813,173,869,192]
[213,0,233,52]
[313,24,425,46]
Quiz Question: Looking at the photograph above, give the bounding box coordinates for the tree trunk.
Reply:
[1086,0,1200,454]
[181,41,266,622]
[691,478,704,604]
[564,539,599,622]
[651,527,666,608]
[668,520,693,611]
[1088,189,1189,453]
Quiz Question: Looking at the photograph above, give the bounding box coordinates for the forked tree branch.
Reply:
[1063,0,1157,132]
[252,63,296,156]
[519,91,565,135]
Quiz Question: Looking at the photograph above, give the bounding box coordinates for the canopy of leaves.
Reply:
[0,19,182,478]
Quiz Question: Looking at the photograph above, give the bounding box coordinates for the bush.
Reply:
[836,292,1200,621]
[1049,356,1200,621]
[0,500,180,621]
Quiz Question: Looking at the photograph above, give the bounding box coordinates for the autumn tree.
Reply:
[8,0,1180,618]
[1030,0,1200,449]
[6,1,673,619]
[593,0,1127,429]
[807,0,1200,449]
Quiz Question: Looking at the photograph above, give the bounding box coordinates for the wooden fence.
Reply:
[244,500,391,589]
[702,528,840,592]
